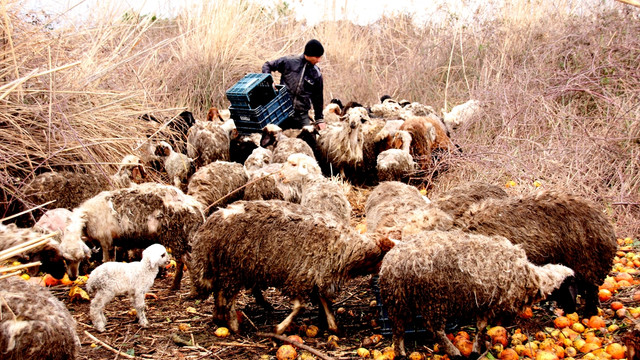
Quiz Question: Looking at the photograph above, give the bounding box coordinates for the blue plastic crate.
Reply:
[230,85,294,134]
[226,73,277,109]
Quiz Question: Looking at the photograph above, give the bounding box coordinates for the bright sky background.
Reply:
[22,0,469,26]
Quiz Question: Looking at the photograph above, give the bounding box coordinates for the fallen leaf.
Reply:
[68,286,90,302]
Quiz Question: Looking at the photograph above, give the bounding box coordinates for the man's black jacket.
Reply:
[262,54,324,121]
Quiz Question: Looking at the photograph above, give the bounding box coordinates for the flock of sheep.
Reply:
[0,96,618,359]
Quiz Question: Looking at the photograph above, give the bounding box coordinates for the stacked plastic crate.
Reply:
[226,73,294,134]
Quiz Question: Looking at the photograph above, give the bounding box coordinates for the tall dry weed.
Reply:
[0,0,638,234]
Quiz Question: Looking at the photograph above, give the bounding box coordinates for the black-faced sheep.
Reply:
[189,200,396,334]
[229,134,260,165]
[317,107,369,180]
[379,229,574,357]
[365,181,451,238]
[0,276,80,360]
[186,118,236,168]
[0,223,67,279]
[186,160,248,214]
[86,243,170,332]
[278,153,352,225]
[61,182,205,290]
[456,190,618,316]
[155,141,196,191]
[22,154,145,212]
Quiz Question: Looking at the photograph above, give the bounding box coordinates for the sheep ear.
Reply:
[376,236,397,253]
[299,163,308,176]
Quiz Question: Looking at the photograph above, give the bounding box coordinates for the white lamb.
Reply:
[86,243,170,332]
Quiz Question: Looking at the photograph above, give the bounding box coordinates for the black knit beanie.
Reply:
[304,39,324,57]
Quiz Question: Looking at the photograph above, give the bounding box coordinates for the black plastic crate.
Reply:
[226,73,277,109]
[230,85,294,134]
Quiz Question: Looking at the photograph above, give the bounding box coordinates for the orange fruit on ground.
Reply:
[356,348,370,358]
[571,322,585,333]
[605,343,626,359]
[520,306,534,319]
[611,301,624,311]
[554,316,571,329]
[587,315,606,329]
[43,274,60,286]
[488,326,509,346]
[584,333,602,346]
[276,344,297,360]
[598,289,612,302]
[453,337,473,357]
[408,352,425,360]
[617,279,632,288]
[615,272,633,282]
[580,342,600,353]
[566,312,579,324]
[499,348,519,360]
[287,335,304,346]
[455,331,470,340]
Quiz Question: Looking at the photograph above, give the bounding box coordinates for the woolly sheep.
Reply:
[397,116,436,165]
[375,129,415,182]
[456,190,618,315]
[186,118,236,168]
[86,243,170,332]
[322,103,342,124]
[370,98,403,119]
[229,134,260,165]
[23,154,145,212]
[379,229,574,357]
[365,181,451,238]
[0,277,80,360]
[442,99,480,133]
[260,124,316,163]
[186,160,248,214]
[0,222,67,279]
[190,200,396,334]
[278,153,352,225]
[243,146,273,172]
[317,106,369,179]
[430,181,508,221]
[61,182,205,290]
[155,141,195,191]
[243,163,285,201]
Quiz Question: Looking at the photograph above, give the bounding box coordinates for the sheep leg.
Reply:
[473,316,488,355]
[581,281,600,317]
[225,293,240,333]
[132,292,148,328]
[437,327,462,358]
[170,255,186,291]
[252,287,274,312]
[391,319,407,357]
[319,296,338,333]
[275,297,303,335]
[90,290,115,332]
[100,239,114,263]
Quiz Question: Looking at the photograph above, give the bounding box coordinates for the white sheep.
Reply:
[186,160,248,214]
[317,106,369,180]
[376,130,416,182]
[155,141,195,191]
[243,146,273,172]
[442,99,481,133]
[86,243,170,332]
[278,153,352,225]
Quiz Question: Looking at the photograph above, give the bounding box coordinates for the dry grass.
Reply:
[1,0,638,234]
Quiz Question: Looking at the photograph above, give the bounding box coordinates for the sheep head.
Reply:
[206,107,225,124]
[347,233,397,277]
[279,153,322,184]
[142,243,170,271]
[154,141,173,157]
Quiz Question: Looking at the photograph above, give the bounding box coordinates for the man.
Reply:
[262,39,326,130]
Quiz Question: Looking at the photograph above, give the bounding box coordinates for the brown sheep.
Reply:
[380,229,574,357]
[60,182,205,290]
[0,277,80,359]
[189,200,396,334]
[456,190,618,316]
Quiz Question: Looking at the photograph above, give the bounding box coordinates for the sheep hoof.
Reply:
[94,324,106,333]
